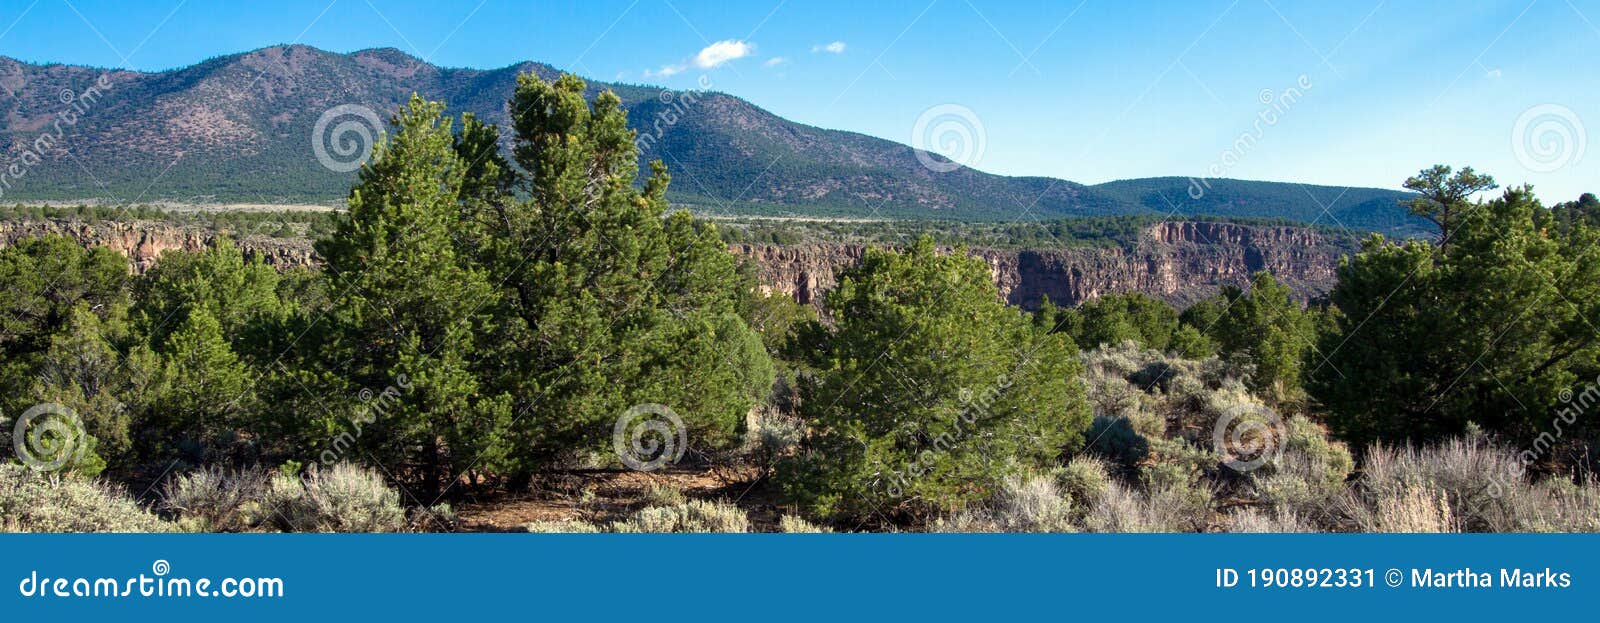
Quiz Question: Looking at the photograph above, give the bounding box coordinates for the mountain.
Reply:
[0,45,1424,232]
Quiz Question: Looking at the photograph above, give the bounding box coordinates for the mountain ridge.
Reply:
[0,45,1426,234]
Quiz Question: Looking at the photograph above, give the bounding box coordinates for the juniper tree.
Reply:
[467,74,772,475]
[779,237,1090,521]
[1311,179,1600,446]
[311,96,513,497]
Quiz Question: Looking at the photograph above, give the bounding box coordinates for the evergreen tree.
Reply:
[26,303,161,476]
[1040,291,1181,351]
[311,95,513,497]
[780,237,1090,521]
[150,307,253,463]
[1403,164,1497,248]
[1213,272,1317,401]
[1311,177,1600,445]
[469,74,772,474]
[132,237,285,358]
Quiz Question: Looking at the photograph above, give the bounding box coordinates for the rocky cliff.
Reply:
[0,218,314,272]
[0,218,1351,308]
[733,221,1354,309]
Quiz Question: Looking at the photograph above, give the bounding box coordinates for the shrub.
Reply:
[411,503,460,532]
[641,483,686,507]
[743,406,802,474]
[1351,484,1458,533]
[1056,456,1111,506]
[608,500,751,533]
[1227,508,1312,533]
[1081,474,1215,533]
[931,473,1073,533]
[1351,436,1522,532]
[1341,433,1600,533]
[160,466,269,532]
[0,464,169,532]
[1524,478,1600,532]
[779,515,833,533]
[262,463,405,533]
[524,520,602,533]
[1248,417,1354,524]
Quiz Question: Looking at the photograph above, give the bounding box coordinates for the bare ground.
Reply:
[452,465,788,532]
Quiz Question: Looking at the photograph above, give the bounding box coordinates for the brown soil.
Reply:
[452,465,790,532]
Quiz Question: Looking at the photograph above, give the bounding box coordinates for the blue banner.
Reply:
[2,534,1594,620]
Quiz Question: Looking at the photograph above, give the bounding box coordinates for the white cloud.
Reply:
[1485,68,1503,79]
[764,56,788,68]
[643,64,684,78]
[645,40,754,80]
[693,40,754,69]
[812,41,846,54]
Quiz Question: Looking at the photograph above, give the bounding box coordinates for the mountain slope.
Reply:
[0,45,1422,231]
[1092,177,1429,237]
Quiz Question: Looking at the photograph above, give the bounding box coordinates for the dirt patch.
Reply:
[452,466,790,532]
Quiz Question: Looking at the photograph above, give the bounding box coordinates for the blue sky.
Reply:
[3,0,1598,201]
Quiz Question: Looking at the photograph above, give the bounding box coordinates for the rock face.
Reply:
[731,222,1354,309]
[0,218,1351,308]
[0,219,314,272]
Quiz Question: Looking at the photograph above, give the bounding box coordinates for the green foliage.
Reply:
[1093,177,1428,237]
[1194,272,1317,402]
[308,96,514,497]
[1542,192,1600,235]
[0,236,131,421]
[1403,164,1497,245]
[779,237,1091,520]
[470,74,773,474]
[149,308,254,463]
[1311,178,1600,446]
[133,236,287,352]
[1038,292,1180,351]
[25,303,159,475]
